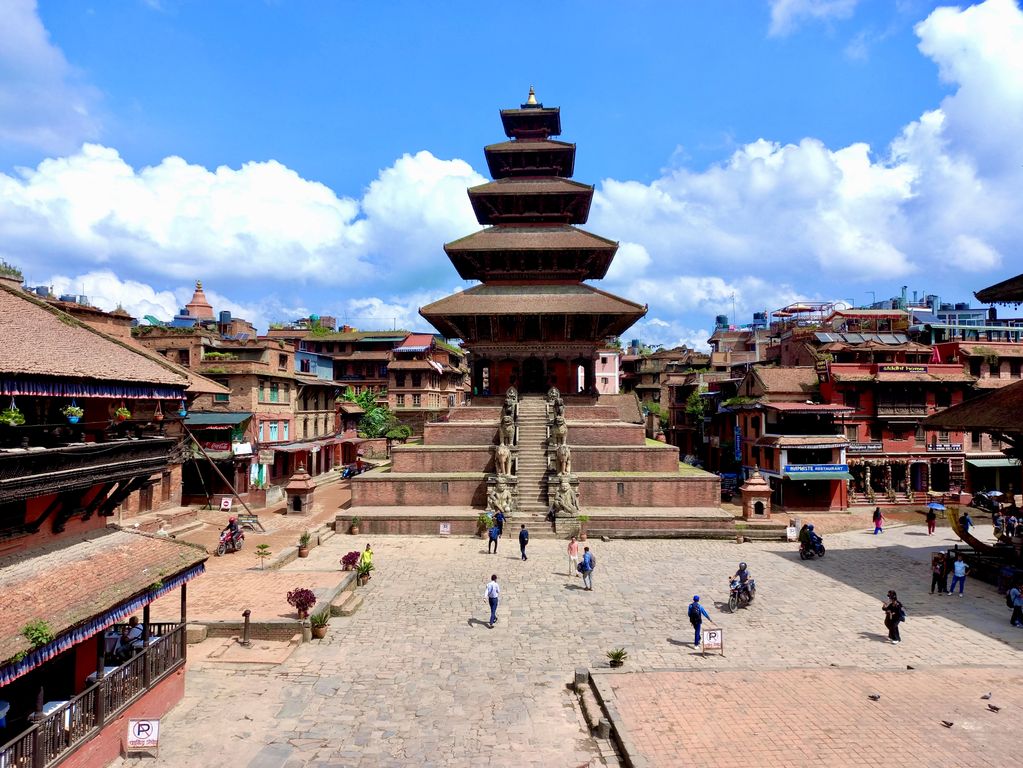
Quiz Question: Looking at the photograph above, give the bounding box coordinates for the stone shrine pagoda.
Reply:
[422,87,647,395]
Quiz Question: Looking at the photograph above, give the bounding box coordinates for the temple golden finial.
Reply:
[526,86,537,106]
[196,280,203,290]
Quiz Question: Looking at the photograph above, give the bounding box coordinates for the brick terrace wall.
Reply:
[564,406,620,421]
[447,407,501,422]
[423,422,498,446]
[567,422,646,446]
[359,517,479,535]
[391,446,495,473]
[352,475,487,506]
[587,516,734,532]
[203,620,303,641]
[62,668,185,768]
[578,475,719,508]
[569,446,680,472]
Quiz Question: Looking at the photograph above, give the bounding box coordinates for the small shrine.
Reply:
[741,467,773,520]
[285,464,316,514]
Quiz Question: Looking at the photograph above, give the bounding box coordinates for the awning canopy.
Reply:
[273,436,342,453]
[185,411,252,427]
[783,471,854,481]
[0,528,206,684]
[966,458,1022,469]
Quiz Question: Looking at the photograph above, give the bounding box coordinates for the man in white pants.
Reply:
[567,536,579,577]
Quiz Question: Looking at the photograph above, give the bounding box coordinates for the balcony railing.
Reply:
[0,624,185,768]
[0,437,174,505]
[876,404,928,417]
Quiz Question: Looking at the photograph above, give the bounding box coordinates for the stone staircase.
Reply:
[515,395,550,519]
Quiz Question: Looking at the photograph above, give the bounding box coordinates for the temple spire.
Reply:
[526,86,537,105]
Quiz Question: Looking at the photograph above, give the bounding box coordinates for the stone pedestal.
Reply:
[740,467,773,520]
[285,464,316,514]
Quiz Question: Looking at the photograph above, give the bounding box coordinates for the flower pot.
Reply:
[609,660,624,668]
[350,526,360,536]
[342,564,353,571]
[736,535,745,544]
[115,414,127,423]
[67,415,80,424]
[579,532,587,542]
[298,608,309,619]
[298,547,310,558]
[357,575,368,587]
[153,413,164,423]
[311,625,327,639]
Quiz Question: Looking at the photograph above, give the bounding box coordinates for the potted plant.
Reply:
[735,521,748,544]
[577,514,590,541]
[286,587,317,619]
[607,647,628,668]
[61,404,84,424]
[0,406,24,426]
[114,406,131,422]
[341,551,361,571]
[298,530,312,558]
[349,516,361,535]
[356,561,375,587]
[310,612,329,639]
[476,512,494,538]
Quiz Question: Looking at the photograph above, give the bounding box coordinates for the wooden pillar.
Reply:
[180,582,188,661]
[142,604,151,688]
[94,632,106,726]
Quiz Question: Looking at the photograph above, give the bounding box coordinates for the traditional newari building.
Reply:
[422,87,647,395]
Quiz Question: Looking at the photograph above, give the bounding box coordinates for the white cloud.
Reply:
[0,0,100,152]
[768,0,860,36]
[0,146,482,292]
[45,270,179,320]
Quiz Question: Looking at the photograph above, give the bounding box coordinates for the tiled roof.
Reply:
[119,335,229,395]
[756,435,848,448]
[421,283,647,316]
[924,379,1023,431]
[0,286,189,387]
[762,402,853,414]
[337,350,393,360]
[975,378,1016,389]
[876,371,975,383]
[444,225,617,253]
[484,139,575,154]
[959,344,1023,358]
[389,360,443,371]
[0,528,206,666]
[467,178,593,196]
[975,273,1023,304]
[752,367,819,394]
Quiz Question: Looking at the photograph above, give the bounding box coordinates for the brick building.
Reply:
[0,276,205,767]
[388,334,469,432]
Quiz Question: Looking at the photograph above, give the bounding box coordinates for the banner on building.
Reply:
[733,425,742,461]
[814,358,831,383]
[258,449,275,465]
[784,464,849,474]
[877,364,928,374]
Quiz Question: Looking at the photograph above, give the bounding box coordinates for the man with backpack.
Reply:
[1007,582,1023,627]
[687,595,712,647]
[579,546,595,590]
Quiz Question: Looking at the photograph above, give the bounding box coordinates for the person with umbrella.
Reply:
[925,502,943,536]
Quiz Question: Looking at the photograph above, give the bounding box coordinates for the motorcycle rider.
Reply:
[222,515,242,547]
[733,562,753,600]
[799,524,823,555]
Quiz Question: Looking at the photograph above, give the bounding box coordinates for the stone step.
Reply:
[338,592,364,616]
[329,589,358,616]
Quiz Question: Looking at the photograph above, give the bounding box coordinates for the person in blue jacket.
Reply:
[687,595,712,647]
[518,524,529,561]
[488,523,500,554]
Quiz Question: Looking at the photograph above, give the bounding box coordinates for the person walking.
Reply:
[872,507,885,535]
[1009,582,1023,627]
[581,546,595,590]
[487,522,500,554]
[518,524,529,561]
[950,554,970,596]
[567,536,580,577]
[882,590,904,644]
[994,510,1004,539]
[495,510,506,538]
[1007,514,1018,539]
[687,595,712,648]
[925,508,937,536]
[959,511,974,534]
[930,556,946,594]
[485,574,500,629]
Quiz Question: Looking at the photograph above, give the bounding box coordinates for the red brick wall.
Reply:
[578,475,718,507]
[0,489,110,558]
[570,447,680,472]
[391,446,495,473]
[351,476,487,506]
[445,407,501,422]
[357,517,478,535]
[567,423,646,446]
[423,423,498,445]
[565,406,620,421]
[61,667,185,768]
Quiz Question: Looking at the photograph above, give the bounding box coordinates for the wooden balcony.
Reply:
[0,437,174,504]
[0,625,185,768]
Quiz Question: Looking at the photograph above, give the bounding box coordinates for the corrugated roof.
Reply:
[184,411,252,427]
[0,286,189,387]
[395,333,435,353]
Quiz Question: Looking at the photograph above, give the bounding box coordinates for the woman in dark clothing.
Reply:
[883,590,904,644]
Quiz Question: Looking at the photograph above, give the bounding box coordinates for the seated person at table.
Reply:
[117,616,144,659]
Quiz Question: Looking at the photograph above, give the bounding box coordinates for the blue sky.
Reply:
[2,0,1022,347]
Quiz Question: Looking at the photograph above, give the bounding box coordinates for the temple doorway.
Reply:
[522,358,545,392]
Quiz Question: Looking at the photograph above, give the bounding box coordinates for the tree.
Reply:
[337,386,409,439]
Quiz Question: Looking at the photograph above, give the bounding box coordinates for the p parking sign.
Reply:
[127,719,160,753]
[701,627,724,656]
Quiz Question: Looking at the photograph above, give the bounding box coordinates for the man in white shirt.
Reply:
[486,575,500,629]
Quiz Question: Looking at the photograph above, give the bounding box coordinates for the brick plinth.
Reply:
[578,474,719,507]
[570,445,680,472]
[423,422,499,445]
[567,422,646,445]
[564,405,620,421]
[446,407,502,422]
[391,445,497,473]
[351,474,488,506]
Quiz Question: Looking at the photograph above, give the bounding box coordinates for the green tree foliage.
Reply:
[684,390,706,419]
[338,386,411,439]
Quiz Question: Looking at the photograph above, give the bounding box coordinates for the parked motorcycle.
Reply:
[970,492,1001,514]
[799,540,826,560]
[215,528,244,556]
[727,577,756,612]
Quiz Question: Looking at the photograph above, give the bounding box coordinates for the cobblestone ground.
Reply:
[117,524,1023,767]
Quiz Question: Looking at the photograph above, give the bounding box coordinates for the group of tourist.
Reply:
[929,551,971,596]
[486,516,531,561]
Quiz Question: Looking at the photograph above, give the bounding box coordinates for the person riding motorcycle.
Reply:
[732,562,753,599]
[799,524,823,554]
[222,515,241,544]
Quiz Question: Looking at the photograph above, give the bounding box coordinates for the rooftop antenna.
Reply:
[730,292,736,326]
[867,291,876,306]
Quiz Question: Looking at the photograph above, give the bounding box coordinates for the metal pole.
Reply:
[241,609,252,647]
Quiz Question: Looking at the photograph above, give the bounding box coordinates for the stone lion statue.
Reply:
[548,477,580,519]
[555,443,571,475]
[546,386,561,403]
[550,415,567,447]
[494,443,512,476]
[487,479,514,516]
[499,414,515,446]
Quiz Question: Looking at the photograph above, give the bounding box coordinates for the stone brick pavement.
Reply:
[116,524,1023,768]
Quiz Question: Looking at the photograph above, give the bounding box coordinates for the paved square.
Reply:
[115,524,1023,767]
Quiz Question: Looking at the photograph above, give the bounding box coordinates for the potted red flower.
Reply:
[286,587,317,619]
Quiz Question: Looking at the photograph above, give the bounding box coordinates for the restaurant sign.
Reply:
[814,358,831,383]
[927,443,963,452]
[783,464,849,474]
[257,449,275,464]
[877,364,928,374]
[200,441,231,452]
[847,442,883,453]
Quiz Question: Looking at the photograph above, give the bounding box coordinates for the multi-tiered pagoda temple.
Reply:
[422,88,647,394]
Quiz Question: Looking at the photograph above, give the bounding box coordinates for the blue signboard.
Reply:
[733,425,741,461]
[783,464,849,473]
